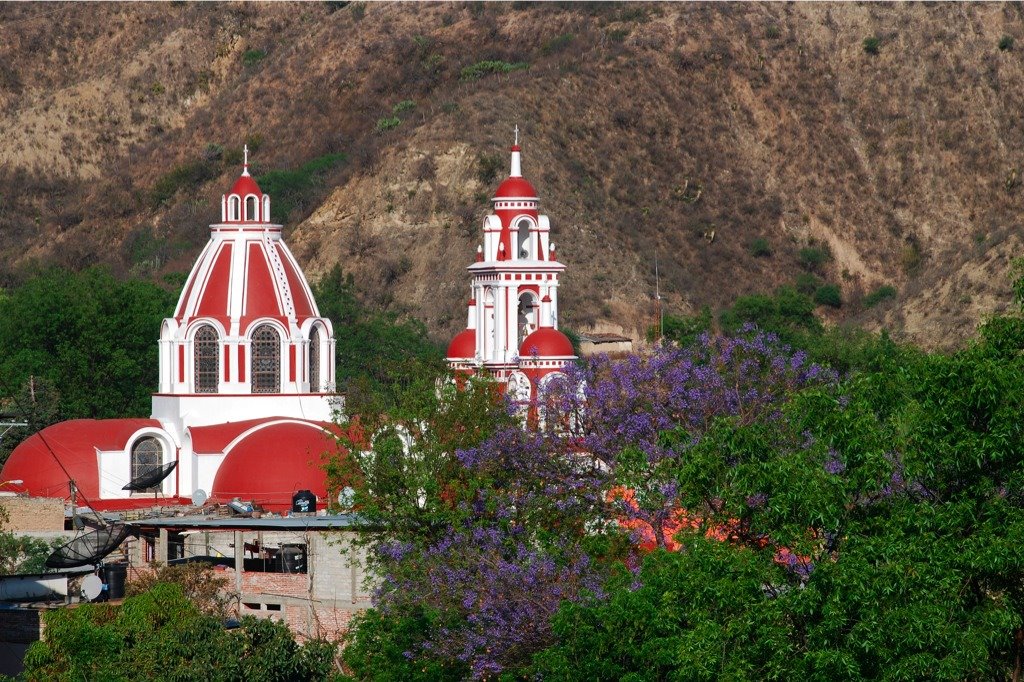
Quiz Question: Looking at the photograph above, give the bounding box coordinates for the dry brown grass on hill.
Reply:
[0,2,1022,347]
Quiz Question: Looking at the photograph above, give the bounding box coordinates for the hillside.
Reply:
[2,2,1023,348]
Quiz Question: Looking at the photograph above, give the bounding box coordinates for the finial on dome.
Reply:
[242,144,250,177]
[510,127,522,177]
[476,244,484,262]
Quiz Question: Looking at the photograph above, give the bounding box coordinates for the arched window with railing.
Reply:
[309,327,321,393]
[251,324,281,393]
[193,325,219,393]
[131,437,163,493]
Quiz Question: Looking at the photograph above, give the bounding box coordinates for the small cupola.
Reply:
[221,144,271,223]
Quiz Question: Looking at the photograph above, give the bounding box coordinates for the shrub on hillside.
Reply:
[814,283,842,308]
[750,237,772,257]
[460,60,529,81]
[798,245,831,271]
[864,284,897,307]
[863,35,880,55]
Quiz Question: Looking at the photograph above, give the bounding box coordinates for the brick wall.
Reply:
[0,496,64,531]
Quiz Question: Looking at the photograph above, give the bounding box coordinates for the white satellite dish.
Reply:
[337,486,355,509]
[81,574,103,602]
[191,489,208,506]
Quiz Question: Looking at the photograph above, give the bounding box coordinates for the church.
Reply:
[1,149,344,512]
[1,134,574,513]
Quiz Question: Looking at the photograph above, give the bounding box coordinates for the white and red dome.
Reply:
[447,328,477,360]
[209,420,344,512]
[520,326,574,359]
[1,419,173,509]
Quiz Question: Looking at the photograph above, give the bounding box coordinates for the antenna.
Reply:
[654,255,663,343]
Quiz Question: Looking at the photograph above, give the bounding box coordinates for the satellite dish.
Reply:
[46,524,133,569]
[81,574,103,602]
[337,486,355,509]
[191,489,208,506]
[122,460,177,491]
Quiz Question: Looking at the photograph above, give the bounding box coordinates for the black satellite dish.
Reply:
[122,460,177,491]
[45,524,133,569]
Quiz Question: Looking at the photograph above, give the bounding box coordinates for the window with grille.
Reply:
[251,324,281,393]
[194,325,219,393]
[131,437,162,493]
[309,327,320,393]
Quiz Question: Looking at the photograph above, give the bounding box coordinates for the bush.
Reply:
[999,35,1014,51]
[543,33,574,55]
[863,36,880,55]
[864,284,897,307]
[476,152,503,185]
[798,245,830,271]
[460,60,529,81]
[814,283,842,308]
[242,49,266,67]
[750,237,772,258]
[375,116,401,133]
[795,272,821,295]
[392,100,416,115]
[256,152,347,222]
[150,158,219,207]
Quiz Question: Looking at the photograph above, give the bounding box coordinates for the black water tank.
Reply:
[102,563,128,600]
[279,544,306,574]
[292,489,316,514]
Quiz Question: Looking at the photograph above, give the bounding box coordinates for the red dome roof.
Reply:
[494,176,538,199]
[520,327,575,358]
[210,421,344,511]
[447,328,477,359]
[0,419,162,504]
[229,172,263,198]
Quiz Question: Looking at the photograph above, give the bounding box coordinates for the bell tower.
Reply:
[447,130,576,399]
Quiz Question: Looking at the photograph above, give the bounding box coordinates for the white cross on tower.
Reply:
[243,144,249,167]
[514,124,519,146]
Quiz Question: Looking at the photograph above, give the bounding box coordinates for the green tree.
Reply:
[0,267,175,428]
[20,583,336,681]
[719,286,821,344]
[311,265,441,409]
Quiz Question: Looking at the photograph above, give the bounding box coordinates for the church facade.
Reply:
[1,151,344,512]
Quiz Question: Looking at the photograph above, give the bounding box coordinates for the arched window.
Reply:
[517,292,537,343]
[309,327,321,393]
[131,437,163,493]
[194,325,219,393]
[245,195,258,221]
[228,196,241,221]
[251,324,281,393]
[517,219,532,259]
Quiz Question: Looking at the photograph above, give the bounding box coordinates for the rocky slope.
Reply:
[2,2,1023,348]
